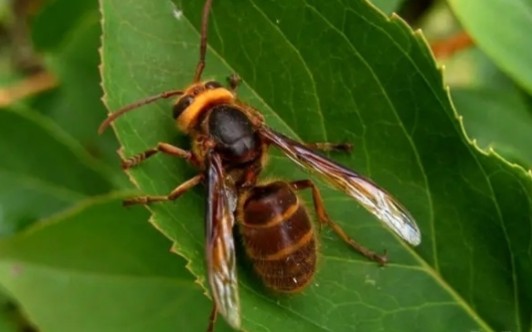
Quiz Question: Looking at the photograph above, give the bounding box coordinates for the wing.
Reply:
[260,128,421,246]
[205,152,240,329]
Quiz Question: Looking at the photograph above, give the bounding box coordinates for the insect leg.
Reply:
[289,179,387,265]
[122,142,196,169]
[304,142,352,153]
[226,73,242,92]
[207,301,218,332]
[123,173,203,206]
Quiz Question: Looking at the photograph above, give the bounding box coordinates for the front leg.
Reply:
[121,142,197,169]
[226,73,241,93]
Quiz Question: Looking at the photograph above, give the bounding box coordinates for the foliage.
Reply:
[0,0,530,331]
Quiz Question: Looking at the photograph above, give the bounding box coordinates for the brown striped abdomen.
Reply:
[238,181,316,293]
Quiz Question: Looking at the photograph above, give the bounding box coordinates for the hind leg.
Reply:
[290,179,387,265]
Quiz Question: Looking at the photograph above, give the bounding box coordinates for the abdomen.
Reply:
[238,181,316,292]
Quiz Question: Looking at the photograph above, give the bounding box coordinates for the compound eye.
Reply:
[205,81,222,89]
[172,95,194,119]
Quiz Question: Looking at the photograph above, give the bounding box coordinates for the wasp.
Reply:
[99,0,421,330]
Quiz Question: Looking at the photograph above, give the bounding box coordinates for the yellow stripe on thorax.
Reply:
[177,88,235,133]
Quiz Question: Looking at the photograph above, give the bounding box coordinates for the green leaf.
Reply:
[447,0,532,94]
[430,39,532,169]
[30,0,126,175]
[31,0,98,51]
[0,290,33,332]
[0,194,226,332]
[0,107,113,235]
[100,0,532,331]
[368,0,404,15]
[452,86,532,167]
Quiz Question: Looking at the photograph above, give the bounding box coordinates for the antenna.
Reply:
[99,0,215,134]
[193,0,213,82]
[98,89,183,134]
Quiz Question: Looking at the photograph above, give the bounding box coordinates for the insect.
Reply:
[99,0,421,330]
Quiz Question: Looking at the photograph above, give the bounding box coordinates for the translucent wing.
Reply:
[260,128,421,246]
[205,152,241,328]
